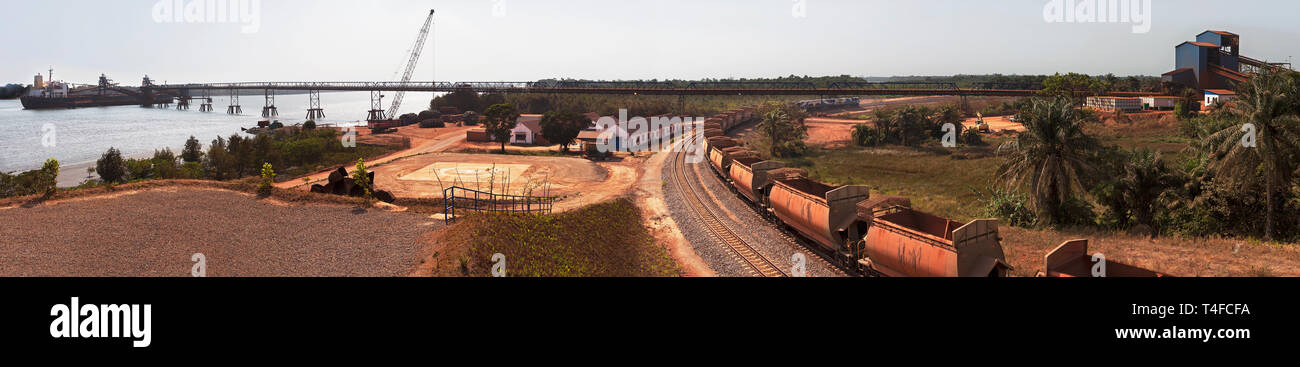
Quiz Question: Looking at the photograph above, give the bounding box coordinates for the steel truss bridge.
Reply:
[141,80,1153,120]
[146,80,1041,97]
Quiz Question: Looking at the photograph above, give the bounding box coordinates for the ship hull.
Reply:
[20,95,174,110]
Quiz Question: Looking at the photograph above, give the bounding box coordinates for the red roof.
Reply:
[1162,67,1194,76]
[1203,30,1237,37]
[1186,41,1219,48]
[1205,89,1236,95]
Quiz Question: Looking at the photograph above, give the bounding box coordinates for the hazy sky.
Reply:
[4,0,1298,85]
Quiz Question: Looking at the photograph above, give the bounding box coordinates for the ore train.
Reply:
[701,107,1011,277]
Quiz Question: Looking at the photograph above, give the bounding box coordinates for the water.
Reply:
[0,91,440,186]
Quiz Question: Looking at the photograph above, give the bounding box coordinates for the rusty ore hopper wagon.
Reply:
[1036,240,1170,277]
[727,157,786,204]
[767,177,872,258]
[708,145,755,177]
[855,199,1010,277]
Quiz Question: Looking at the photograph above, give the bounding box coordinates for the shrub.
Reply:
[282,138,326,167]
[975,186,1036,228]
[39,158,59,196]
[0,159,60,199]
[353,158,372,204]
[125,158,154,181]
[96,147,127,183]
[303,120,317,130]
[961,127,986,146]
[258,162,274,197]
[418,119,445,128]
[851,124,885,147]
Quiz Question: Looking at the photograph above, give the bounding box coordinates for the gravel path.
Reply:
[0,188,441,277]
[662,144,844,278]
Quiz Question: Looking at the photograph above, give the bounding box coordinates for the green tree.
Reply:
[995,97,1101,225]
[1119,148,1180,233]
[1197,70,1300,239]
[755,101,808,158]
[258,162,275,197]
[204,136,233,180]
[1041,73,1107,102]
[483,103,520,153]
[39,158,59,197]
[540,110,588,153]
[182,136,204,163]
[353,158,372,204]
[96,147,127,184]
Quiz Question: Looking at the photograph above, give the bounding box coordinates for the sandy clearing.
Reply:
[0,188,440,277]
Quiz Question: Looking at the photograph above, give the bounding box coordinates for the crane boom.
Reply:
[385,9,434,120]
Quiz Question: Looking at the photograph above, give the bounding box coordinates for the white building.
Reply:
[1139,96,1180,110]
[1085,96,1141,112]
[1204,89,1236,108]
[508,115,546,145]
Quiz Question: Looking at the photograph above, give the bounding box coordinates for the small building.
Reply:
[1139,96,1181,110]
[509,115,548,145]
[1204,89,1236,107]
[1085,96,1141,112]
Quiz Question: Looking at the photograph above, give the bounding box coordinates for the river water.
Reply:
[0,91,440,186]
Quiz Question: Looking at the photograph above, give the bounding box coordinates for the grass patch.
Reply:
[433,198,680,277]
[776,146,1004,222]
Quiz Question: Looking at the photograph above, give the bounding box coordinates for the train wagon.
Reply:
[767,177,872,255]
[1036,240,1171,277]
[728,157,785,204]
[708,146,753,177]
[857,203,1010,277]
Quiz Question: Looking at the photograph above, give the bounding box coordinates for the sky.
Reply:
[3,0,1299,86]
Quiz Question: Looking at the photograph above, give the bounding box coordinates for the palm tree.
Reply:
[1198,69,1300,239]
[1119,148,1179,234]
[996,97,1100,225]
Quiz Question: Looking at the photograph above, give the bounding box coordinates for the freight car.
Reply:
[766,177,873,256]
[727,157,785,204]
[855,200,1010,277]
[1035,240,1170,277]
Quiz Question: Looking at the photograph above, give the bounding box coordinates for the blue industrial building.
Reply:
[1162,30,1295,108]
[1162,31,1247,91]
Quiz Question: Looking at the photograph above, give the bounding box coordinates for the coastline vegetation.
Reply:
[85,127,397,187]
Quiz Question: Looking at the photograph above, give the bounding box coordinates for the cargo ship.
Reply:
[20,70,175,110]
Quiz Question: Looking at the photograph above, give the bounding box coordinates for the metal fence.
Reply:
[442,186,555,223]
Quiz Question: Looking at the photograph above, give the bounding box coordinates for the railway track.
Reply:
[672,134,787,277]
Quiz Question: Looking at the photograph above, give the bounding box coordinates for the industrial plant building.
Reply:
[1162,30,1290,109]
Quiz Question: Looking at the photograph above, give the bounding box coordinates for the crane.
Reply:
[369,9,434,132]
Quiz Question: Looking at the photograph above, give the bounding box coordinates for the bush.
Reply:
[282,138,326,167]
[975,186,1036,228]
[961,127,986,146]
[96,147,127,183]
[851,124,885,147]
[418,119,445,128]
[125,158,154,181]
[258,162,274,197]
[303,120,317,130]
[0,159,60,199]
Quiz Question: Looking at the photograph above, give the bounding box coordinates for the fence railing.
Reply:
[442,186,555,223]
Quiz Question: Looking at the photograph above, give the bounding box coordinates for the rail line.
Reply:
[672,134,786,277]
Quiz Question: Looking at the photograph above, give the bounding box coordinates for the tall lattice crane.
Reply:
[385,9,434,120]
